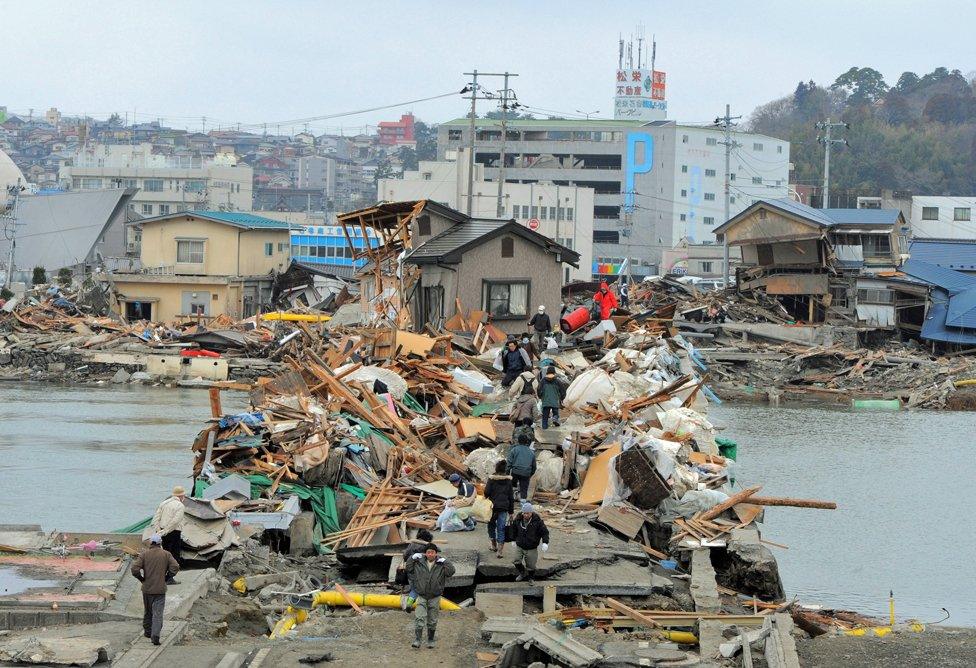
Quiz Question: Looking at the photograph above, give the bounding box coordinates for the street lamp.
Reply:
[576,110,600,120]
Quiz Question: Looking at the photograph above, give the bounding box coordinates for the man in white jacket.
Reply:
[151,486,186,582]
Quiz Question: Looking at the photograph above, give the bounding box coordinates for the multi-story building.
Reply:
[377,113,416,147]
[909,196,976,239]
[438,118,789,278]
[59,143,253,218]
[378,158,594,283]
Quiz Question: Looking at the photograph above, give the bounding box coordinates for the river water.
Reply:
[1,383,972,625]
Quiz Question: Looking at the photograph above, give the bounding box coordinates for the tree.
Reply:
[895,72,920,92]
[923,94,976,124]
[57,267,72,287]
[372,157,396,185]
[413,121,437,162]
[31,266,47,285]
[831,67,889,106]
[398,146,418,172]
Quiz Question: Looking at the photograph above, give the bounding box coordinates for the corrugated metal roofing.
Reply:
[718,198,902,235]
[190,211,294,229]
[909,239,976,271]
[946,288,976,329]
[920,287,976,344]
[901,259,976,292]
[754,198,837,227]
[823,208,902,226]
[405,220,509,261]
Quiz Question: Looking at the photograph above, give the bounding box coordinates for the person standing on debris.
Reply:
[398,528,434,610]
[593,281,618,321]
[538,367,567,429]
[527,305,552,352]
[512,417,535,447]
[496,339,531,387]
[484,460,514,557]
[506,431,537,501]
[131,534,180,646]
[150,486,186,583]
[509,368,538,399]
[511,502,549,583]
[406,543,455,649]
[619,280,630,309]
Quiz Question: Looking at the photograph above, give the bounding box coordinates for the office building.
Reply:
[438,118,789,278]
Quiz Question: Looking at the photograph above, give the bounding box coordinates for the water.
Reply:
[1,384,973,625]
[0,383,246,532]
[711,403,976,627]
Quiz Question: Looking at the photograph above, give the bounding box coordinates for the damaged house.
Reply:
[337,200,579,335]
[714,198,907,327]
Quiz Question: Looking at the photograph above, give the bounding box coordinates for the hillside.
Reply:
[747,67,976,198]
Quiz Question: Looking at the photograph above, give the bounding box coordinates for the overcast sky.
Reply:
[4,1,974,133]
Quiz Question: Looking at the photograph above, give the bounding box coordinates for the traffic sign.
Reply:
[527,218,540,230]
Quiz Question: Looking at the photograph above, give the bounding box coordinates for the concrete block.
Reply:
[475,592,523,618]
[691,549,721,613]
[698,620,729,661]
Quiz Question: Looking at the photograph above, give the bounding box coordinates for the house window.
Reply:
[158,204,170,215]
[680,189,687,197]
[80,177,102,189]
[862,235,892,258]
[448,129,462,140]
[681,135,689,143]
[422,172,432,181]
[706,137,717,146]
[705,169,716,177]
[681,165,688,173]
[703,216,715,225]
[730,196,736,204]
[143,179,164,192]
[278,242,287,252]
[483,279,529,319]
[176,239,205,264]
[954,207,971,221]
[264,242,273,256]
[540,206,547,220]
[183,180,206,193]
[522,205,531,218]
[857,288,894,304]
[501,236,514,258]
[704,193,716,201]
[549,206,556,219]
[701,261,713,273]
[753,142,764,151]
[530,206,537,218]
[417,215,431,236]
[777,145,783,154]
[921,207,939,220]
[565,207,573,221]
[752,177,762,185]
[680,214,686,221]
[141,203,153,215]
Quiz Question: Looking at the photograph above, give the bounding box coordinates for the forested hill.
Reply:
[747,67,976,197]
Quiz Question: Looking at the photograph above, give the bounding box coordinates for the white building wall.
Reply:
[379,160,593,282]
[910,196,976,239]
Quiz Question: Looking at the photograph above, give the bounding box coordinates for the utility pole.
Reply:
[462,71,514,217]
[816,118,848,209]
[495,71,519,218]
[717,104,742,288]
[2,186,22,290]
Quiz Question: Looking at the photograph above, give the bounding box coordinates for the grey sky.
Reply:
[4,1,973,133]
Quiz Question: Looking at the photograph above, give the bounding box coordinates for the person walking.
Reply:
[495,340,531,388]
[150,486,186,583]
[619,281,630,309]
[398,529,434,610]
[510,392,537,427]
[510,503,550,583]
[506,431,537,501]
[131,534,180,645]
[509,369,538,399]
[484,460,514,558]
[405,543,455,649]
[527,305,552,352]
[538,367,567,429]
[593,281,619,321]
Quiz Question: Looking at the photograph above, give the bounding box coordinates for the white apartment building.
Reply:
[59,143,253,218]
[910,196,976,239]
[378,156,594,283]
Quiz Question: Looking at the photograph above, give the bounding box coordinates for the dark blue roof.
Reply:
[823,208,902,226]
[716,198,903,234]
[909,239,976,272]
[921,287,976,344]
[901,259,976,342]
[901,259,976,293]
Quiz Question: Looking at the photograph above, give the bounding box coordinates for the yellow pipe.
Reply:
[269,606,308,639]
[310,590,460,611]
[660,630,698,644]
[260,312,331,322]
[954,379,976,387]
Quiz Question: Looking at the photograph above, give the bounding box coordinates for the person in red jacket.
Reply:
[593,281,618,321]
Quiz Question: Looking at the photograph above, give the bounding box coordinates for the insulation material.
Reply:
[533,450,564,493]
[564,368,614,408]
[464,447,503,482]
[658,407,718,453]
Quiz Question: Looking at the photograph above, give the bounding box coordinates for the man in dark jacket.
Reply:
[483,460,514,557]
[527,305,552,352]
[496,340,532,387]
[405,543,455,649]
[511,503,550,582]
[399,529,434,610]
[131,534,180,645]
[506,431,537,501]
[538,367,568,429]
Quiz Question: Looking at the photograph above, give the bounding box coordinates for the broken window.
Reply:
[757,244,774,265]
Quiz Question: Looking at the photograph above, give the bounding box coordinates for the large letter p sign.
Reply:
[624,132,653,212]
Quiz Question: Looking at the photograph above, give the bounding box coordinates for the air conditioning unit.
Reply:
[126,243,137,252]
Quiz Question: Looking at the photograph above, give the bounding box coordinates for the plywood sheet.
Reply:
[395,330,437,356]
[458,417,496,440]
[578,443,621,505]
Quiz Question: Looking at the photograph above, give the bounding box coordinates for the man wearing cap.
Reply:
[131,534,180,645]
[151,486,186,581]
[511,502,550,583]
[405,543,455,649]
[527,305,552,353]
